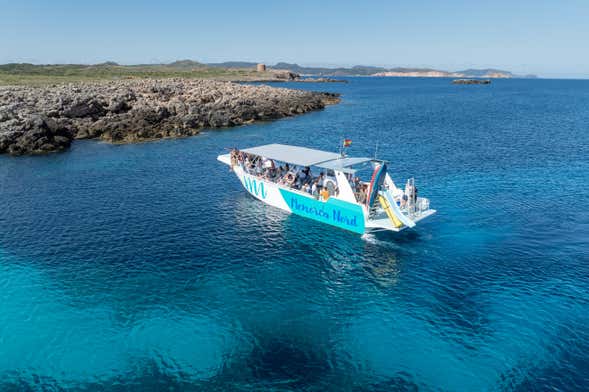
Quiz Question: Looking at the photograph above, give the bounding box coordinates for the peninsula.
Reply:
[0,79,339,155]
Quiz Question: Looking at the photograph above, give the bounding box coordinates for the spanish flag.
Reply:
[343,139,352,147]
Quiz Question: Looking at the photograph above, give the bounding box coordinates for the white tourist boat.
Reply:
[218,143,435,234]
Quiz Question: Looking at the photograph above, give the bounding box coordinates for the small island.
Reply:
[452,79,491,85]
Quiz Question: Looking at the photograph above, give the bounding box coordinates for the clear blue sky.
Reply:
[1,0,588,78]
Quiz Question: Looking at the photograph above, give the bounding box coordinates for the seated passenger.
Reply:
[265,167,276,180]
[320,187,330,201]
[302,183,311,194]
[276,165,284,178]
[299,166,312,184]
[262,157,274,170]
[255,160,264,176]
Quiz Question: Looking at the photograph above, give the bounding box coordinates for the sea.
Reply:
[0,77,588,391]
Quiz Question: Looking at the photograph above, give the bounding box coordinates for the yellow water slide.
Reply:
[378,191,416,229]
[378,195,403,228]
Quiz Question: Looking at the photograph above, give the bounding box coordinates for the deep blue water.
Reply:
[1,77,588,391]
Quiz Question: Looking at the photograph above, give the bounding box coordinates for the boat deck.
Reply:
[367,208,437,232]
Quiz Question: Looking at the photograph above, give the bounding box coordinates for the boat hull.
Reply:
[234,166,366,234]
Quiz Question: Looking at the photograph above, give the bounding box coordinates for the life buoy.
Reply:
[323,178,337,195]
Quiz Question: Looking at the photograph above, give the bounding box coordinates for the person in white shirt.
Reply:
[311,181,319,198]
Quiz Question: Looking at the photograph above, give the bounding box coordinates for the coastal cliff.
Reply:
[0,79,339,155]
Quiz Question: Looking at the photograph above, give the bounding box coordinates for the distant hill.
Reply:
[270,63,387,76]
[167,59,204,68]
[456,68,513,77]
[217,62,537,79]
[182,60,537,78]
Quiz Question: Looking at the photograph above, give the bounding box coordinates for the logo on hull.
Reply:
[279,189,365,234]
[242,176,267,199]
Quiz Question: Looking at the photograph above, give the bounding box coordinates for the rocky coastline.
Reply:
[0,79,340,155]
[452,79,491,84]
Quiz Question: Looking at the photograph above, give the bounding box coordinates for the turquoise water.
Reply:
[1,78,588,391]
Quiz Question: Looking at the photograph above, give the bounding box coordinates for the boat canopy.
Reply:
[316,157,373,174]
[240,143,374,173]
[240,144,341,167]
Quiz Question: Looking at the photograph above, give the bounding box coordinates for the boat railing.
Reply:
[370,179,431,220]
[402,196,431,217]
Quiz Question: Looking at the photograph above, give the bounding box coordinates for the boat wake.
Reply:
[361,233,402,250]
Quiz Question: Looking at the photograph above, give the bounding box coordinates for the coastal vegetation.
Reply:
[0,61,297,86]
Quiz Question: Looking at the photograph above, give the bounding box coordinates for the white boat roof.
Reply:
[240,144,341,167]
[316,157,374,172]
[240,143,374,173]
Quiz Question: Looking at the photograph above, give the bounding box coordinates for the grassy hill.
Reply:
[0,62,268,85]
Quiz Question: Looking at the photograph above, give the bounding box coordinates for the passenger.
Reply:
[353,177,361,191]
[230,148,238,171]
[265,166,276,180]
[255,159,264,176]
[297,168,306,184]
[320,187,330,201]
[302,183,311,194]
[401,194,408,208]
[293,167,302,188]
[238,151,245,169]
[358,184,368,204]
[262,157,274,170]
[299,166,312,185]
[311,180,319,198]
[318,172,326,188]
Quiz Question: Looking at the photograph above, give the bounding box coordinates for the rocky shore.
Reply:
[0,79,339,155]
[452,79,491,84]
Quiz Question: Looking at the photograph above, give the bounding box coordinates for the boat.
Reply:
[217,143,435,234]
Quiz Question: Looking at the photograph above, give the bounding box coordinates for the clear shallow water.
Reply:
[1,77,588,391]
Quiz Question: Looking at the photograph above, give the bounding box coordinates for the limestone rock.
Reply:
[0,79,340,155]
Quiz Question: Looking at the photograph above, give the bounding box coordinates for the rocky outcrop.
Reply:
[452,79,491,85]
[295,78,348,83]
[0,79,340,155]
[372,70,462,78]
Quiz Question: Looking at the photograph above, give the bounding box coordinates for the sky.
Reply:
[1,0,588,78]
